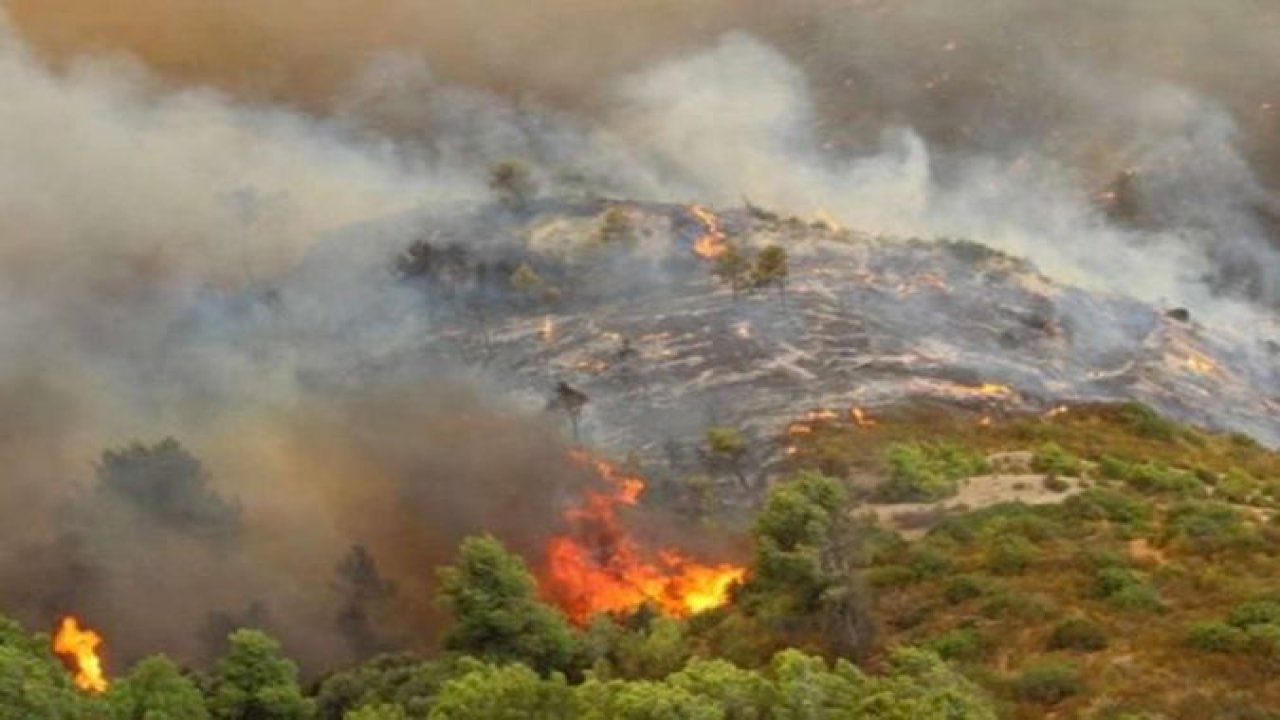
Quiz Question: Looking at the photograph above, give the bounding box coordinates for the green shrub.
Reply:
[980,591,1059,622]
[1107,584,1166,614]
[1167,501,1257,553]
[1063,488,1151,526]
[1119,402,1178,441]
[1216,471,1258,503]
[1014,659,1085,706]
[907,547,953,580]
[1098,455,1134,481]
[1125,462,1203,497]
[1227,601,1280,629]
[1047,616,1109,652]
[944,575,989,605]
[1033,443,1083,477]
[1092,568,1165,612]
[933,502,1064,544]
[1241,623,1280,666]
[875,442,989,502]
[924,628,991,661]
[865,565,918,589]
[986,535,1040,575]
[1185,621,1244,652]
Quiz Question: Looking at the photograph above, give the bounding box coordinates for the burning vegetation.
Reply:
[688,205,729,260]
[541,451,746,623]
[53,616,108,694]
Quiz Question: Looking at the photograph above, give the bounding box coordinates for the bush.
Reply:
[907,547,953,580]
[1227,601,1280,629]
[1014,660,1085,706]
[865,565,917,589]
[1033,443,1083,477]
[1216,471,1259,503]
[875,442,989,503]
[1241,623,1280,666]
[1125,462,1202,497]
[1092,568,1164,612]
[1063,488,1151,526]
[1167,501,1257,553]
[944,575,989,605]
[986,535,1040,576]
[980,591,1059,622]
[1107,584,1166,614]
[1119,402,1178,441]
[1047,616,1109,652]
[1186,621,1244,652]
[924,628,991,661]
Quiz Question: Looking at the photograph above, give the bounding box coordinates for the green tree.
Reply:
[576,678,721,720]
[746,472,873,657]
[712,246,751,299]
[667,658,777,718]
[207,629,312,720]
[750,245,789,303]
[604,617,690,681]
[107,655,208,720]
[315,654,455,720]
[437,535,579,675]
[345,705,409,720]
[0,642,95,720]
[427,660,577,720]
[488,160,538,211]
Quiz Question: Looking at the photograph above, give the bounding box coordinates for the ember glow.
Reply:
[541,451,746,623]
[689,205,728,259]
[851,406,878,428]
[53,617,108,694]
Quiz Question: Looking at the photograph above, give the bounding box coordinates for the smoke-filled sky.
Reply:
[1,0,1278,669]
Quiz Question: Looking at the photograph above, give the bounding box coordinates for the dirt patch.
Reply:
[863,473,1084,538]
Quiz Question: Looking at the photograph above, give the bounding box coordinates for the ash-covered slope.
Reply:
[309,200,1280,464]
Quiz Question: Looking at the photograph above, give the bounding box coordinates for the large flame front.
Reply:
[688,205,728,260]
[542,451,746,623]
[53,616,108,693]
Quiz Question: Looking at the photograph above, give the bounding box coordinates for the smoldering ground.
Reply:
[0,0,1279,671]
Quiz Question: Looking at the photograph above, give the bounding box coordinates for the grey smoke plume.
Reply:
[0,0,1278,670]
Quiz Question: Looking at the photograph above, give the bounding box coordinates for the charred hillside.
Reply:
[317,198,1280,467]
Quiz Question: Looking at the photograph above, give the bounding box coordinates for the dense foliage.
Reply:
[9,401,1280,718]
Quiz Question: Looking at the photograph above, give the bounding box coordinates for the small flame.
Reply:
[786,422,815,436]
[1183,352,1219,376]
[975,383,1013,397]
[53,617,108,693]
[689,205,728,259]
[850,407,878,428]
[542,452,746,623]
[1043,405,1070,419]
[540,316,555,343]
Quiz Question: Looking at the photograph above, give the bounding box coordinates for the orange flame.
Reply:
[53,616,108,693]
[974,383,1013,397]
[689,205,728,259]
[850,406,878,428]
[1183,351,1219,376]
[542,451,746,623]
